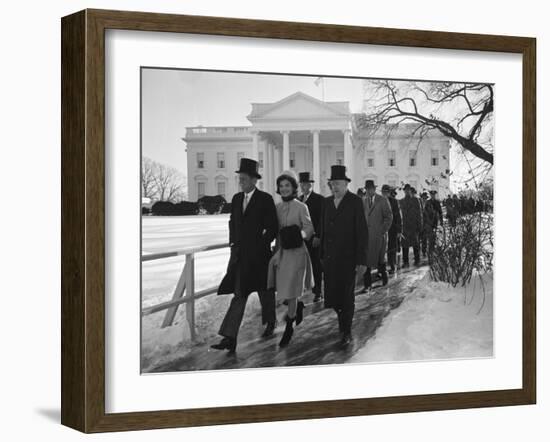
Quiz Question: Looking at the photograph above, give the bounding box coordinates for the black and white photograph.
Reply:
[140,68,494,374]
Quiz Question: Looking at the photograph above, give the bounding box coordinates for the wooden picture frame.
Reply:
[61,8,536,433]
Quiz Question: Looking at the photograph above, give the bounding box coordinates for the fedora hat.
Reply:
[235,157,261,179]
[364,179,376,189]
[299,171,314,183]
[328,165,351,182]
[381,184,392,192]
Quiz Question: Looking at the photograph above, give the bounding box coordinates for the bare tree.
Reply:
[141,157,158,199]
[153,162,186,202]
[358,80,494,165]
[141,156,186,202]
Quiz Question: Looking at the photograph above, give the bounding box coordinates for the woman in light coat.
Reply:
[267,170,314,347]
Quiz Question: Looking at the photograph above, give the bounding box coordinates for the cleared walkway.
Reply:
[146,264,429,373]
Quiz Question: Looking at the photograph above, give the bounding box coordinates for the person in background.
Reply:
[429,190,444,226]
[211,158,278,354]
[399,184,423,267]
[420,191,430,257]
[320,165,367,347]
[298,172,325,303]
[267,170,314,348]
[359,180,393,291]
[382,184,402,274]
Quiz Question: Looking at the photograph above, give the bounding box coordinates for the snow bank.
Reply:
[351,272,493,363]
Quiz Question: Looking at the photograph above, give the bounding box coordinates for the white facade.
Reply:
[183,92,451,201]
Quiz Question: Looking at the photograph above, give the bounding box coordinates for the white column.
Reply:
[282,130,290,171]
[266,143,273,193]
[343,128,353,188]
[251,131,259,160]
[312,129,321,193]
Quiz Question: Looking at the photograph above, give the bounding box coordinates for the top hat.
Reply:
[299,172,314,183]
[364,180,376,189]
[403,183,412,190]
[328,165,351,182]
[381,184,392,192]
[235,157,261,179]
[421,191,429,199]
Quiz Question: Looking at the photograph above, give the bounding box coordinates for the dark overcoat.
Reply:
[299,191,324,239]
[217,188,278,296]
[388,196,403,237]
[320,191,367,310]
[399,195,423,247]
[387,196,403,252]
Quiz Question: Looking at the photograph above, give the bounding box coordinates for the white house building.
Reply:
[182,91,451,201]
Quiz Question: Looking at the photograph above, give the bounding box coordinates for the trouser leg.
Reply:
[363,267,372,288]
[402,245,410,265]
[218,294,248,339]
[420,231,428,256]
[334,308,343,332]
[307,242,323,296]
[340,297,355,335]
[413,242,421,264]
[387,235,397,269]
[258,289,276,325]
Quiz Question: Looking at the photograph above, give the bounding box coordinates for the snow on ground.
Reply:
[142,215,238,370]
[351,271,493,363]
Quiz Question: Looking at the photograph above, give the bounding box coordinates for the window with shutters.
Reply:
[366,150,375,168]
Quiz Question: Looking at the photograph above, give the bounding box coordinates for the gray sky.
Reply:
[141,69,364,174]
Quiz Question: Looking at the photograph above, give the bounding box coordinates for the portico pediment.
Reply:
[247,91,349,122]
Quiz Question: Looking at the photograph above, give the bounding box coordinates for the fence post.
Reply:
[184,253,197,342]
[161,260,188,328]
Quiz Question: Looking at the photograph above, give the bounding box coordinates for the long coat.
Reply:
[361,193,393,267]
[388,196,403,237]
[399,195,423,248]
[217,188,278,296]
[320,191,367,310]
[299,191,324,239]
[387,196,403,251]
[267,199,314,301]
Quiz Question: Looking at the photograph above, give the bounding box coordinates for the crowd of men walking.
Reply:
[210,157,447,355]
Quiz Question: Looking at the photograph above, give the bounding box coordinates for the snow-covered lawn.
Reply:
[351,272,493,363]
[141,215,232,370]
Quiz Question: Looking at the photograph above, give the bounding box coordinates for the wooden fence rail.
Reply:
[141,242,229,341]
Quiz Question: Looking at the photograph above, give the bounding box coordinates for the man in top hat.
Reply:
[359,180,393,290]
[298,172,324,303]
[382,184,402,274]
[211,158,279,353]
[320,165,367,347]
[399,184,423,267]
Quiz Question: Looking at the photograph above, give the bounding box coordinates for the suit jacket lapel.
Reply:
[368,194,378,216]
[243,188,259,216]
[236,192,244,219]
[335,191,351,213]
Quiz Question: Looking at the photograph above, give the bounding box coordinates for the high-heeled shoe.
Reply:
[295,301,305,326]
[279,315,295,347]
